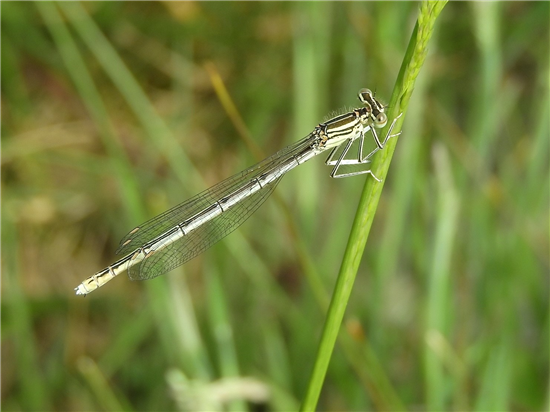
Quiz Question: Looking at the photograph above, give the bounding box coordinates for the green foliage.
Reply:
[2,2,547,411]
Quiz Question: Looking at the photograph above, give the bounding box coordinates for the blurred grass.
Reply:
[2,2,548,412]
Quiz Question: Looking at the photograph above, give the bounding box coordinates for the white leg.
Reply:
[327,113,403,181]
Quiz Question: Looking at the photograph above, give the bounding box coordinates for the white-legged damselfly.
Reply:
[75,89,400,295]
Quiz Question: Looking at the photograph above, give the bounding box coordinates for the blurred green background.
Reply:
[2,2,548,411]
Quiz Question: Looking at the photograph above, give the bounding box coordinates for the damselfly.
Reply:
[75,89,400,295]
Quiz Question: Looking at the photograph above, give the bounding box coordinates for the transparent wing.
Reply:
[116,133,317,256]
[128,176,282,280]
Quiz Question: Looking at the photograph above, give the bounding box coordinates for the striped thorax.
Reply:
[315,88,387,151]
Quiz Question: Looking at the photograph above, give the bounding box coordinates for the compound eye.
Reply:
[375,112,387,128]
[358,88,374,103]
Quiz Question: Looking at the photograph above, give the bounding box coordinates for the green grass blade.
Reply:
[206,265,247,412]
[473,342,512,412]
[300,2,448,410]
[1,216,51,411]
[77,357,133,411]
[36,1,144,223]
[424,143,460,410]
[57,2,199,186]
